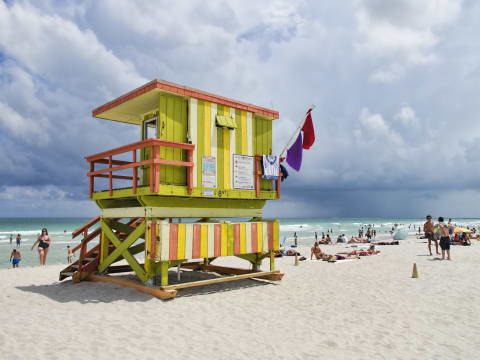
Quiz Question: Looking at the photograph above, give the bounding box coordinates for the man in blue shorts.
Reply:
[10,249,21,268]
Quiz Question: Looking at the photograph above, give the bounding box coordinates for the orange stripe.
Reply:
[233,224,240,255]
[193,224,201,258]
[169,224,178,260]
[268,222,274,250]
[214,224,221,257]
[251,223,258,253]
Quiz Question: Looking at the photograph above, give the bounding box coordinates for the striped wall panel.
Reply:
[155,221,279,261]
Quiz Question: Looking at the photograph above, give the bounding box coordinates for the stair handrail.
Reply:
[72,216,100,239]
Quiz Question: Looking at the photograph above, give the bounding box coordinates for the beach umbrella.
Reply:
[453,227,471,233]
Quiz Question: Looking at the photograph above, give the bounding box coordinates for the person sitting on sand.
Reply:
[311,242,359,261]
[452,232,471,246]
[10,249,21,268]
[374,240,399,245]
[318,234,331,244]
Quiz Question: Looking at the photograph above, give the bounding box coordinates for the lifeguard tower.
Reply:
[60,79,284,299]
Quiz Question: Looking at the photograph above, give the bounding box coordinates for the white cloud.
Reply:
[394,105,419,127]
[0,185,69,201]
[355,0,462,80]
[0,101,49,144]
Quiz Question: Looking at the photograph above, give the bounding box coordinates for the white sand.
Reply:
[1,236,479,360]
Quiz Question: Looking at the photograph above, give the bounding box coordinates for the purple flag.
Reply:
[286,132,303,171]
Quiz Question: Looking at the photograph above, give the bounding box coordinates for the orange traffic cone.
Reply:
[412,263,419,278]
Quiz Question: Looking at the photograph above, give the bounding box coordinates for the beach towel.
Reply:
[262,155,279,180]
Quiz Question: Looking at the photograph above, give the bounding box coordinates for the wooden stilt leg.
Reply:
[269,250,275,271]
[160,261,169,287]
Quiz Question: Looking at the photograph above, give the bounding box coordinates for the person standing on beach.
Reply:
[16,234,22,247]
[31,228,51,266]
[10,234,13,245]
[67,246,74,263]
[424,215,439,256]
[10,249,21,268]
[435,217,451,260]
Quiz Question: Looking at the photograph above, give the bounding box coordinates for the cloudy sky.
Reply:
[0,0,479,218]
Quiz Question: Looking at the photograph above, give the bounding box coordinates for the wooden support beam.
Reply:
[87,273,177,300]
[99,219,147,282]
[160,270,282,291]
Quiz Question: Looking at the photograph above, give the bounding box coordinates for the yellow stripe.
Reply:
[177,223,186,259]
[241,111,247,155]
[240,223,246,254]
[221,224,228,256]
[257,222,263,252]
[200,224,208,258]
[210,103,217,164]
[204,101,211,156]
[246,112,253,156]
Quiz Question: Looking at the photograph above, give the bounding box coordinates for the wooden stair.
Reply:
[59,217,142,281]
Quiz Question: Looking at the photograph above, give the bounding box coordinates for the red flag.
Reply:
[301,109,315,149]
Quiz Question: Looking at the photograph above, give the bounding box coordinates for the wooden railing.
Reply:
[254,156,284,199]
[85,139,195,197]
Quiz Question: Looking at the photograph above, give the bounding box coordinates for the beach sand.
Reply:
[1,235,479,359]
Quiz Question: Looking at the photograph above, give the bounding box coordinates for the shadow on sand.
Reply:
[16,269,276,302]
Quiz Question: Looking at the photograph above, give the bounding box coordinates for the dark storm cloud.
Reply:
[0,0,479,217]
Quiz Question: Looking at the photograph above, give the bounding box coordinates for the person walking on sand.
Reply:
[424,215,440,256]
[10,249,21,268]
[16,233,21,247]
[31,228,51,265]
[435,217,451,260]
[67,245,74,263]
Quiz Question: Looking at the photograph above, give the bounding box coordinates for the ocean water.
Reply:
[1,217,479,269]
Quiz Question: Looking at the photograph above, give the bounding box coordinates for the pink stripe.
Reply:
[214,224,221,257]
[251,223,258,253]
[233,224,240,255]
[169,224,178,260]
[268,222,274,250]
[192,224,201,258]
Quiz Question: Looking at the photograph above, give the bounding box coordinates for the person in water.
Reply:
[16,233,21,247]
[31,228,52,265]
[10,249,21,268]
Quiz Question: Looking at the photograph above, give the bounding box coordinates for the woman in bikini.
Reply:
[31,228,51,265]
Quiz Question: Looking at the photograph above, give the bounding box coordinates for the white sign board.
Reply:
[233,154,254,190]
[202,156,216,188]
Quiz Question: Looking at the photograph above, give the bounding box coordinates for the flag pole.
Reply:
[279,105,315,158]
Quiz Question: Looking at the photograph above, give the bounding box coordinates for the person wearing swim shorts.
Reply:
[10,249,21,268]
[16,233,21,247]
[424,215,439,256]
[435,217,451,260]
[31,228,52,266]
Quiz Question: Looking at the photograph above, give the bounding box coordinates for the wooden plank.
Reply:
[160,270,282,291]
[87,273,177,300]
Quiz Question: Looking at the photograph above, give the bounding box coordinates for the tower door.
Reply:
[140,114,158,185]
[157,94,188,186]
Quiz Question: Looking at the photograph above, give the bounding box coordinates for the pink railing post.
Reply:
[155,145,160,193]
[108,156,113,196]
[149,145,154,193]
[187,149,193,194]
[132,150,137,194]
[89,161,94,197]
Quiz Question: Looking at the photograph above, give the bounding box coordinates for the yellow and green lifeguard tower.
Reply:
[60,79,284,299]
